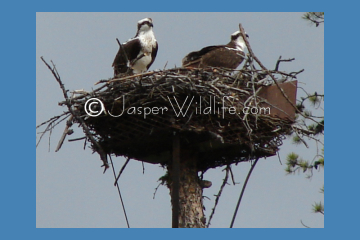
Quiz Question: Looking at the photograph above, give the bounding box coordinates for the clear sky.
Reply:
[36,12,324,228]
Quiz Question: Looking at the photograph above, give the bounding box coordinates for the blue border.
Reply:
[3,0,351,239]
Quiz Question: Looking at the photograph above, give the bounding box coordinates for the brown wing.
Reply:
[147,41,158,70]
[112,38,142,76]
[199,47,245,69]
[182,45,223,68]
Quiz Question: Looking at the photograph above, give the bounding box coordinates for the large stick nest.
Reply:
[63,67,295,171]
[40,25,301,172]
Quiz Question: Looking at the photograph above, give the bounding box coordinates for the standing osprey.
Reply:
[182,31,248,69]
[112,18,158,76]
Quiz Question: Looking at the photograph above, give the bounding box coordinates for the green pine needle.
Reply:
[304,110,312,117]
[312,202,324,214]
[286,152,299,167]
[309,95,320,106]
[292,136,302,145]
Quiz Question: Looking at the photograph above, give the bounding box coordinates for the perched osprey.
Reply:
[182,31,248,69]
[112,18,158,76]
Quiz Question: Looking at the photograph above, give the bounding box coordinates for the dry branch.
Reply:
[40,57,109,171]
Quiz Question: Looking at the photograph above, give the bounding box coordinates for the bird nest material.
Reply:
[39,24,301,172]
[56,67,297,172]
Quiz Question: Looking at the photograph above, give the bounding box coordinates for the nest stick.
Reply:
[206,165,230,228]
[114,157,130,186]
[230,158,259,228]
[41,57,109,171]
[55,115,74,152]
[238,24,322,127]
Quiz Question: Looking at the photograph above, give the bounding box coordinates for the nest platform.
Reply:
[66,68,297,171]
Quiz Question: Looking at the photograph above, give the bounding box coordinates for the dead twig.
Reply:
[230,158,259,228]
[40,56,109,171]
[114,157,130,186]
[274,56,295,71]
[207,165,230,228]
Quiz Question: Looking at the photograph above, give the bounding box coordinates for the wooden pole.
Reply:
[169,144,206,228]
[171,132,180,228]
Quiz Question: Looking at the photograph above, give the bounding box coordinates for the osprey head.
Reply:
[137,18,154,33]
[230,31,249,51]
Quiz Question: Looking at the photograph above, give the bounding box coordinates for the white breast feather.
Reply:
[132,30,157,73]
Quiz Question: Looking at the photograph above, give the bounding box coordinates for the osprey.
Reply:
[182,30,248,69]
[112,18,158,76]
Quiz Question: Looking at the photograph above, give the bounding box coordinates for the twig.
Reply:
[106,71,157,84]
[36,112,70,129]
[55,115,74,152]
[230,158,259,228]
[207,166,230,228]
[239,24,322,127]
[116,38,129,66]
[274,56,295,71]
[114,157,130,186]
[40,56,109,171]
[228,166,238,185]
[163,61,168,71]
[36,113,70,148]
[277,151,282,165]
[68,136,86,142]
[300,220,311,228]
[153,182,162,199]
[109,155,130,228]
